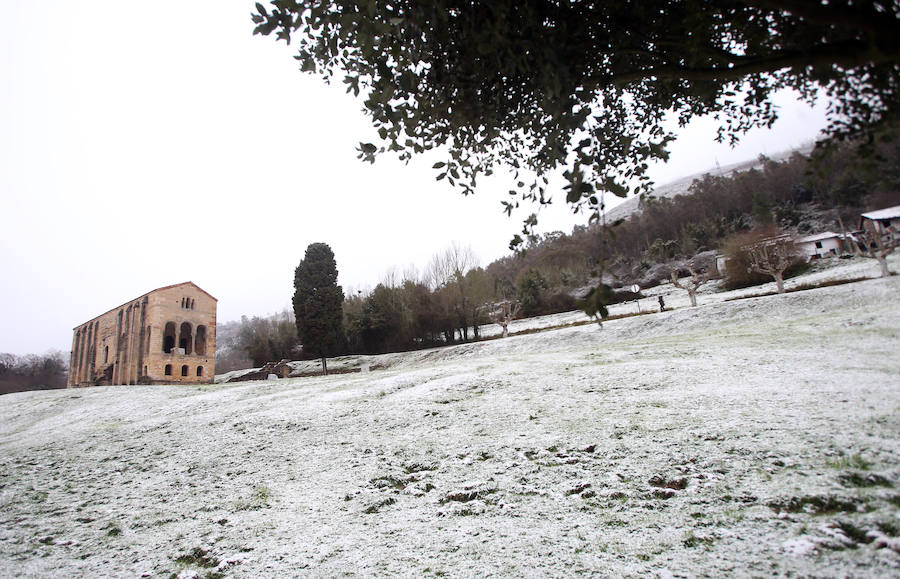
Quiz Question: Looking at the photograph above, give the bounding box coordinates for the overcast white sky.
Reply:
[0,1,828,356]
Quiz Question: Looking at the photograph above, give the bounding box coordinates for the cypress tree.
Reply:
[293,243,345,375]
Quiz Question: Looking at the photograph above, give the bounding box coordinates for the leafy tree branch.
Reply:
[253,1,900,245]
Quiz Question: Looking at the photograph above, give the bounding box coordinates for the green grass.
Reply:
[683,531,716,548]
[234,484,272,511]
[826,454,872,470]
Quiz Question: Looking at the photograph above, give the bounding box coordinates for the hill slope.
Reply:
[602,144,814,225]
[1,261,899,577]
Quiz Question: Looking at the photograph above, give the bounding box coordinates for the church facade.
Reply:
[68,282,217,387]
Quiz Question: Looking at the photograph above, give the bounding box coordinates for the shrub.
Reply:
[516,268,548,317]
[541,291,576,315]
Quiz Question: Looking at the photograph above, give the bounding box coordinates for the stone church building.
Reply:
[68,282,217,387]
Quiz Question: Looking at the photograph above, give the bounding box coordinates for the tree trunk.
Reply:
[688,289,697,307]
[321,356,328,376]
[775,272,785,294]
[878,255,890,277]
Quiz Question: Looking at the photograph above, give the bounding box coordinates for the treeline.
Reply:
[344,244,487,353]
[215,312,297,372]
[0,351,68,395]
[342,242,594,353]
[220,244,586,367]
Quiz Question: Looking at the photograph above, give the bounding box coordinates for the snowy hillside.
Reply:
[1,256,899,577]
[603,144,814,225]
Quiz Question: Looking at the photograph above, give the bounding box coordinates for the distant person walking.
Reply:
[658,295,666,312]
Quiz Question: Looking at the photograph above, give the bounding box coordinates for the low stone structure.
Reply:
[227,359,294,383]
[68,282,217,387]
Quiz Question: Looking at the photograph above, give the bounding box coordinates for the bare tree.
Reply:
[851,220,897,277]
[743,234,797,294]
[426,242,478,290]
[426,243,480,340]
[669,262,710,307]
[486,300,521,339]
[0,350,67,394]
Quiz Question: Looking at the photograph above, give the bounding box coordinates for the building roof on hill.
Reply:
[861,205,900,221]
[795,231,842,244]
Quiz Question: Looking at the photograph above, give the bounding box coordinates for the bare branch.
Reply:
[670,262,710,307]
[485,299,521,338]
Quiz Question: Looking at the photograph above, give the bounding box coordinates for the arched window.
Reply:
[196,366,203,377]
[164,364,172,376]
[179,322,193,355]
[163,322,176,353]
[181,365,189,377]
[195,325,207,356]
[103,345,109,364]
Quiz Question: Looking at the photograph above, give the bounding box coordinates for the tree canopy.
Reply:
[293,242,345,371]
[254,1,900,245]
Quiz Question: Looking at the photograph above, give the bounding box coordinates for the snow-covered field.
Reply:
[2,257,899,577]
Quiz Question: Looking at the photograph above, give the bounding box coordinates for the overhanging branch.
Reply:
[742,0,891,37]
[605,38,883,87]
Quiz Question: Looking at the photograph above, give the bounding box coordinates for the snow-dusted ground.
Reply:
[2,257,899,577]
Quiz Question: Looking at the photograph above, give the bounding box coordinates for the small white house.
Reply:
[860,205,900,235]
[795,231,844,260]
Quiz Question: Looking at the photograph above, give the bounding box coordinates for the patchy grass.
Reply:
[369,475,408,491]
[725,276,871,301]
[362,497,396,514]
[440,488,498,504]
[838,471,893,488]
[649,475,688,490]
[171,546,224,579]
[683,531,717,549]
[476,310,656,341]
[233,485,271,511]
[833,521,874,545]
[877,521,900,537]
[104,521,122,537]
[174,546,219,569]
[767,495,864,515]
[827,454,873,471]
